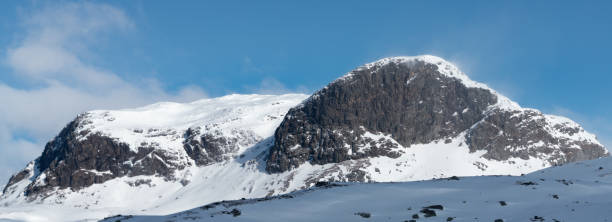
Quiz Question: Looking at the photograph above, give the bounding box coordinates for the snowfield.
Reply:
[106,156,612,222]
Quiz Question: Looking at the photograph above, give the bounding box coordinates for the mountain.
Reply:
[267,56,605,173]
[0,55,607,222]
[1,94,307,198]
[105,156,612,222]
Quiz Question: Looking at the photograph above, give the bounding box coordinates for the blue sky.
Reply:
[0,1,610,185]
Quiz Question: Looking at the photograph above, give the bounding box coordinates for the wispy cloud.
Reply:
[241,56,263,74]
[240,57,310,95]
[245,77,310,95]
[0,2,207,186]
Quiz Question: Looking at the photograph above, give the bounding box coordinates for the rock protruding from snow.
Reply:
[23,117,182,198]
[2,94,309,199]
[267,55,607,173]
[467,109,607,165]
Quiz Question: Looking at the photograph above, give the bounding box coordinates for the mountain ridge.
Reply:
[267,55,605,172]
[0,55,607,222]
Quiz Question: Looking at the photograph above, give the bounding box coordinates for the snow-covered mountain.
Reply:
[106,155,612,222]
[268,55,606,173]
[0,55,607,222]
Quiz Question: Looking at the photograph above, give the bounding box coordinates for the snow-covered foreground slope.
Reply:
[107,156,612,222]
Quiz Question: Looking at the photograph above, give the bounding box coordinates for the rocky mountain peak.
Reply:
[1,94,308,199]
[266,56,607,173]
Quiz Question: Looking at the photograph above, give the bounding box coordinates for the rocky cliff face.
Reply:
[2,94,306,199]
[467,109,608,164]
[6,114,188,199]
[266,56,607,173]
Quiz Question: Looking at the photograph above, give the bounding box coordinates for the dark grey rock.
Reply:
[466,109,607,165]
[183,128,231,166]
[267,59,607,173]
[354,212,371,218]
[423,205,444,210]
[221,208,241,217]
[11,115,187,198]
[183,127,260,166]
[420,208,437,217]
[267,61,496,173]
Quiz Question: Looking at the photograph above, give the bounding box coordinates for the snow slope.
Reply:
[78,93,306,153]
[108,156,612,222]
[0,132,555,222]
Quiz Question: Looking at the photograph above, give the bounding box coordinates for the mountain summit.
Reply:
[267,55,606,173]
[0,55,607,221]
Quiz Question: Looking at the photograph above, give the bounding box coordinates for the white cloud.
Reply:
[5,2,134,90]
[0,2,207,187]
[7,44,79,76]
[253,77,290,94]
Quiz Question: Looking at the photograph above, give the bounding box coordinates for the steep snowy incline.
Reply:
[109,156,612,222]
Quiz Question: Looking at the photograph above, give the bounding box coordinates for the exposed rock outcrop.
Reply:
[266,56,607,173]
[183,127,260,166]
[467,109,608,165]
[2,94,305,199]
[18,115,186,198]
